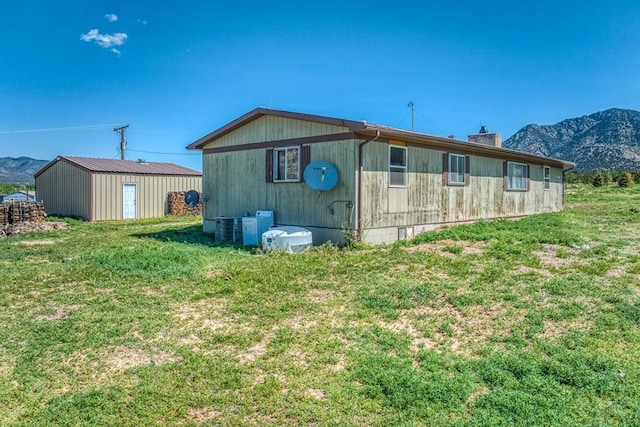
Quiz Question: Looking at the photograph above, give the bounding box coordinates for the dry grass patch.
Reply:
[182,407,222,424]
[382,302,512,357]
[539,318,596,341]
[34,305,80,321]
[406,239,486,256]
[105,346,181,371]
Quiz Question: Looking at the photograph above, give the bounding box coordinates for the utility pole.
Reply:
[113,124,129,160]
[407,101,415,131]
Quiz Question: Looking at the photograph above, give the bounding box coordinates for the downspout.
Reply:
[357,130,381,241]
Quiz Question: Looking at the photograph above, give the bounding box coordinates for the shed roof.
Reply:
[187,108,576,168]
[34,156,202,178]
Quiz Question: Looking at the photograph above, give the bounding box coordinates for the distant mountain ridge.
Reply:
[503,108,640,171]
[0,157,49,183]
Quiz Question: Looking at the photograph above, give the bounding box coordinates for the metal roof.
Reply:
[35,156,202,178]
[186,108,576,168]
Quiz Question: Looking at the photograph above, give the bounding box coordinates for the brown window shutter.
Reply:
[525,164,530,191]
[442,153,449,186]
[503,161,508,190]
[465,155,470,186]
[265,148,273,183]
[300,145,311,182]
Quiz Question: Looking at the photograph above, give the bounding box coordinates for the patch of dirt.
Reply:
[306,388,326,399]
[534,244,580,268]
[307,288,335,303]
[239,330,275,365]
[34,305,80,321]
[105,346,181,371]
[3,221,68,239]
[405,239,486,256]
[381,301,510,357]
[184,407,221,424]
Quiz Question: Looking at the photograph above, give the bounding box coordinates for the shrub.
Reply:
[617,171,634,188]
[592,172,605,187]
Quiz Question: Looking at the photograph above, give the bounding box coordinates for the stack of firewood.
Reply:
[0,201,47,225]
[168,192,202,216]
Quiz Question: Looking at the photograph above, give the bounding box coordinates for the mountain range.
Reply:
[0,157,49,184]
[502,108,640,171]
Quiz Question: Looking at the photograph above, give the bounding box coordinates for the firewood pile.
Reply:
[168,192,202,216]
[0,201,47,225]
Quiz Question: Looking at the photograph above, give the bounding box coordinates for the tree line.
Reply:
[564,170,638,187]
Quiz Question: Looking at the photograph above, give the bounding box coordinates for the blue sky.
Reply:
[1,0,639,171]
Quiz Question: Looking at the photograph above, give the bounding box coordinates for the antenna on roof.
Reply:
[114,124,129,160]
[407,100,415,131]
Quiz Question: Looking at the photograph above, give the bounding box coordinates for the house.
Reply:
[0,191,36,203]
[34,156,202,221]
[187,108,575,244]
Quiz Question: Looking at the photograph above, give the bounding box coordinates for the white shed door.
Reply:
[123,184,137,219]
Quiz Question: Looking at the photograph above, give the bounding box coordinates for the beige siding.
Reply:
[361,141,565,242]
[92,174,202,220]
[201,115,350,149]
[203,139,358,243]
[35,161,91,220]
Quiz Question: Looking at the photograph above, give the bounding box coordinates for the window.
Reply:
[389,145,407,187]
[274,146,299,181]
[443,153,469,186]
[506,161,529,191]
[448,154,466,185]
[543,166,550,190]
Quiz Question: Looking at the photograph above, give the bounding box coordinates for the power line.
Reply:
[0,123,127,134]
[127,148,200,156]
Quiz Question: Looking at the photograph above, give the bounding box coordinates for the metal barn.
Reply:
[34,156,202,221]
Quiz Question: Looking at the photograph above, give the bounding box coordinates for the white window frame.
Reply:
[507,161,528,191]
[448,153,466,186]
[389,145,407,187]
[273,146,300,182]
[543,166,551,190]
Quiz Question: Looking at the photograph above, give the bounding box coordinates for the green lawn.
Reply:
[1,185,639,426]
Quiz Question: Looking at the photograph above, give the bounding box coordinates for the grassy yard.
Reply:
[1,185,639,426]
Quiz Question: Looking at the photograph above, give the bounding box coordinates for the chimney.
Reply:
[468,125,501,148]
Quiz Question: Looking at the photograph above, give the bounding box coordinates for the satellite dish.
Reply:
[185,190,200,207]
[304,161,339,191]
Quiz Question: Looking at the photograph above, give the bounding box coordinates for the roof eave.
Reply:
[186,107,368,150]
[355,127,575,168]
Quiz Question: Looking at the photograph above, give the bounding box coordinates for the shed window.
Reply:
[274,146,300,182]
[389,145,407,187]
[506,161,529,191]
[543,166,551,190]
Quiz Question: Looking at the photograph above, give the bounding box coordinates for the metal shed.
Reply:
[34,156,202,221]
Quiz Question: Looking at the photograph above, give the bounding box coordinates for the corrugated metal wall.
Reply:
[35,160,91,220]
[92,174,202,220]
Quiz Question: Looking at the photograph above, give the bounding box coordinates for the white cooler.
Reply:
[262,226,312,253]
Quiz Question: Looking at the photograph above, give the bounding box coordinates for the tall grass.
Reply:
[0,186,639,425]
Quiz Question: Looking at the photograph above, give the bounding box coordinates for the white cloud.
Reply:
[137,19,147,25]
[104,13,118,22]
[80,29,128,53]
[110,48,121,56]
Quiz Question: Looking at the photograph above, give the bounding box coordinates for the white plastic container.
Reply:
[262,226,312,253]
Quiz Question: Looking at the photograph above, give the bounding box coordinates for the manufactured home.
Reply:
[187,108,575,244]
[34,156,202,221]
